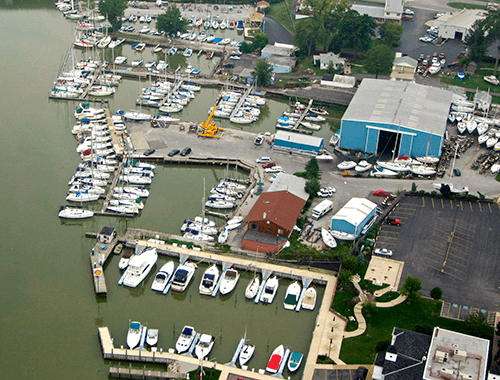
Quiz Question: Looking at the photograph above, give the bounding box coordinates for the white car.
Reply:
[374,248,393,257]
[265,166,283,173]
[256,156,271,164]
[404,9,414,15]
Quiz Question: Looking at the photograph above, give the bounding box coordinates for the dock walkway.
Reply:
[293,99,314,130]
[229,84,254,119]
[90,237,117,295]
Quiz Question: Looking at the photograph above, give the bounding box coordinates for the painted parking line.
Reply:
[440,270,464,281]
[478,202,483,212]
[469,202,473,211]
[431,198,435,208]
[460,201,463,211]
[489,203,492,213]
[450,199,453,209]
[444,258,467,268]
[441,198,444,209]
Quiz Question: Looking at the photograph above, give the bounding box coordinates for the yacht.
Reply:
[199,264,219,295]
[176,326,196,353]
[260,276,279,304]
[151,261,175,292]
[195,334,215,359]
[171,262,196,292]
[127,321,143,349]
[283,281,301,310]
[301,286,317,310]
[122,247,158,288]
[219,268,240,295]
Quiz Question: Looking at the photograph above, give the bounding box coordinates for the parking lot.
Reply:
[375,195,500,312]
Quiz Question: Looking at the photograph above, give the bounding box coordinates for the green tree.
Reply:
[464,311,490,338]
[479,11,500,75]
[305,178,321,197]
[400,275,422,302]
[337,270,353,290]
[251,32,269,52]
[156,6,189,37]
[430,287,443,301]
[362,300,376,317]
[98,0,127,31]
[240,41,254,53]
[294,18,318,56]
[331,10,376,54]
[357,252,365,266]
[464,20,489,62]
[380,21,404,47]
[341,254,358,272]
[364,44,395,78]
[305,157,321,180]
[252,59,274,86]
[411,182,418,193]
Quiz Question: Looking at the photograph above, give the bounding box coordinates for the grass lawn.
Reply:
[294,56,325,76]
[447,2,486,9]
[267,0,295,35]
[331,284,359,332]
[375,291,400,303]
[440,73,500,93]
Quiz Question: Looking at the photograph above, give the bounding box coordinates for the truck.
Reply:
[311,200,334,220]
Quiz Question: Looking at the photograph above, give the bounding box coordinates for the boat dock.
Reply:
[90,237,117,295]
[109,366,181,379]
[293,99,314,129]
[135,78,184,109]
[229,84,254,119]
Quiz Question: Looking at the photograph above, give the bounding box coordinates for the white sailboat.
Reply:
[245,275,260,299]
[58,205,94,219]
[321,228,337,248]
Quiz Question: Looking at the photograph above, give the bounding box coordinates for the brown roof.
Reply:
[244,190,306,231]
[257,1,270,7]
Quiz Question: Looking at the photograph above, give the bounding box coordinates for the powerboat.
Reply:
[146,329,158,346]
[127,321,143,349]
[199,264,219,295]
[239,344,255,366]
[219,268,240,295]
[376,161,410,172]
[337,161,356,170]
[176,325,196,353]
[218,227,228,244]
[245,275,260,299]
[370,167,398,178]
[171,262,196,292]
[266,345,284,373]
[123,110,151,121]
[58,205,94,219]
[301,286,317,310]
[283,281,301,310]
[260,276,279,304]
[288,352,303,372]
[118,250,134,270]
[416,156,439,165]
[304,114,326,122]
[194,217,216,227]
[195,334,214,359]
[355,160,372,173]
[205,200,235,209]
[484,75,500,85]
[122,247,158,288]
[151,261,175,292]
[321,228,337,249]
[432,183,469,194]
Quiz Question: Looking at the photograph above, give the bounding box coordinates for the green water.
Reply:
[0,5,326,379]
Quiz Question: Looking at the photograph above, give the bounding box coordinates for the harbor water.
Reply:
[0,3,328,379]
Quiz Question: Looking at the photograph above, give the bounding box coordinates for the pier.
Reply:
[229,84,254,119]
[90,237,117,295]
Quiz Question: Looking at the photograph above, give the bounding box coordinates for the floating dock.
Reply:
[90,238,117,295]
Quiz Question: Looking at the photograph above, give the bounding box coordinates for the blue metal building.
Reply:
[273,131,324,155]
[330,198,378,238]
[339,79,452,158]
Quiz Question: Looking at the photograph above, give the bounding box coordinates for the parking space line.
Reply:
[489,203,492,213]
[450,200,453,209]
[460,201,463,211]
[441,198,444,209]
[479,202,483,212]
[431,198,435,208]
[441,270,464,281]
[422,262,442,271]
[422,197,425,207]
[469,202,473,211]
[425,253,445,262]
[445,258,467,267]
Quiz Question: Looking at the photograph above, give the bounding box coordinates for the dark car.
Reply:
[387,217,401,226]
[168,149,180,157]
[453,168,461,176]
[356,366,368,380]
[180,147,192,156]
[143,148,155,156]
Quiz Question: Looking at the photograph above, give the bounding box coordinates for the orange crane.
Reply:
[198,97,225,138]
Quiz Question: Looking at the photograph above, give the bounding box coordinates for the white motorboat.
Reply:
[484,75,500,85]
[337,161,356,170]
[218,227,229,244]
[288,352,304,372]
[411,165,436,176]
[159,103,184,113]
[304,114,326,122]
[109,38,125,49]
[266,345,284,374]
[416,156,440,165]
[171,262,196,292]
[376,161,410,172]
[127,321,143,349]
[151,261,175,292]
[199,264,219,295]
[283,281,301,310]
[114,56,127,64]
[428,62,441,75]
[118,251,134,270]
[195,334,215,360]
[354,160,372,173]
[301,286,317,310]
[181,220,217,236]
[478,133,490,145]
[122,247,158,288]
[370,167,398,178]
[260,276,279,304]
[239,344,255,366]
[176,326,196,353]
[194,217,216,227]
[146,329,159,346]
[321,228,337,249]
[205,200,235,209]
[219,268,240,295]
[330,230,356,241]
[58,205,94,219]
[66,192,100,202]
[123,110,151,121]
[245,275,260,299]
[432,183,469,194]
[226,222,241,231]
[227,216,244,225]
[183,231,215,242]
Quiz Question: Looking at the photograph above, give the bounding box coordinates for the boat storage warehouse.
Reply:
[330,198,378,238]
[273,131,324,155]
[339,79,452,157]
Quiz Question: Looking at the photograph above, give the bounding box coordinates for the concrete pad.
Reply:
[130,131,150,150]
[364,256,404,290]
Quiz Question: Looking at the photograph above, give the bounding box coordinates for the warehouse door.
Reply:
[377,130,401,159]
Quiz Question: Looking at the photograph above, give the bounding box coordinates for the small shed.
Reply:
[98,227,116,244]
[475,91,492,112]
[256,1,270,11]
[273,131,324,155]
[267,55,296,73]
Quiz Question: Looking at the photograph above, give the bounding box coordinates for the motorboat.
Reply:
[58,205,94,219]
[122,247,158,288]
[183,48,193,57]
[486,136,498,148]
[134,42,146,51]
[245,275,260,299]
[310,107,328,116]
[484,75,500,85]
[183,231,215,242]
[127,321,143,349]
[218,227,229,244]
[304,114,326,122]
[194,217,216,227]
[301,121,321,130]
[106,204,139,215]
[410,165,436,176]
[301,286,317,310]
[266,345,284,373]
[146,329,159,346]
[376,161,410,172]
[118,250,134,270]
[491,163,500,174]
[321,228,337,249]
[432,183,469,194]
[227,216,244,225]
[428,62,441,75]
[337,161,356,170]
[108,38,125,49]
[283,281,301,310]
[477,122,489,135]
[195,334,215,360]
[354,160,372,173]
[260,276,279,304]
[478,133,490,145]
[288,352,304,372]
[370,167,398,178]
[239,344,255,366]
[151,261,175,292]
[205,200,235,209]
[330,230,356,240]
[219,268,240,295]
[171,262,196,292]
[181,220,217,236]
[114,56,127,64]
[176,326,196,353]
[123,110,151,121]
[199,264,219,295]
[416,156,439,165]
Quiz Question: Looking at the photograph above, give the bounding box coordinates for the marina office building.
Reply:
[339,79,452,158]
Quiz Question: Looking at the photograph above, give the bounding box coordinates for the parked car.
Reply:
[254,135,264,145]
[168,149,180,157]
[387,217,401,226]
[317,187,336,197]
[262,162,276,168]
[453,168,461,176]
[256,156,271,163]
[143,148,155,156]
[265,166,283,173]
[180,147,192,156]
[374,248,393,257]
[403,9,414,15]
[373,190,393,197]
[356,366,368,380]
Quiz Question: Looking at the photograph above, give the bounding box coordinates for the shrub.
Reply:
[375,340,391,352]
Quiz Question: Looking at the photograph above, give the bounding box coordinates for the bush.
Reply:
[430,287,443,301]
[375,340,391,352]
[414,324,432,335]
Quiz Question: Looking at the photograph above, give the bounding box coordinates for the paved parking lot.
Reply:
[312,368,360,380]
[375,195,500,311]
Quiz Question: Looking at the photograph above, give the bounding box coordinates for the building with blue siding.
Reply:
[339,79,452,158]
[330,198,378,239]
[273,131,324,155]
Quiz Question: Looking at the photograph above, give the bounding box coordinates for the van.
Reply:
[311,200,334,220]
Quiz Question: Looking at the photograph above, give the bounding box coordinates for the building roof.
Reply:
[241,229,285,246]
[423,327,490,380]
[331,197,377,227]
[261,44,295,57]
[99,226,115,236]
[351,4,385,19]
[275,130,324,148]
[244,190,306,232]
[249,12,264,22]
[256,1,270,7]
[490,366,500,375]
[267,173,309,202]
[342,79,453,136]
[385,0,403,13]
[393,56,418,68]
[435,9,486,29]
[313,52,344,65]
[267,55,296,68]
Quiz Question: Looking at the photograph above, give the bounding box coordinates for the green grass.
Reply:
[295,56,326,76]
[447,2,486,9]
[331,285,359,331]
[376,291,400,303]
[267,0,295,35]
[440,73,500,93]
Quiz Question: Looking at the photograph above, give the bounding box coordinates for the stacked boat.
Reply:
[137,79,199,112]
[181,218,217,242]
[207,179,246,209]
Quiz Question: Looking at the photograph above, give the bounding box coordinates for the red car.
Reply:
[387,217,401,226]
[263,162,276,168]
[373,190,393,197]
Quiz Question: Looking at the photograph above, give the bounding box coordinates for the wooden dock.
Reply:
[100,161,124,213]
[109,366,182,379]
[90,237,117,295]
[229,84,254,119]
[293,99,314,129]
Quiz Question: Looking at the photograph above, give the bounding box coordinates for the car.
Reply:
[387,217,401,226]
[403,9,414,15]
[374,248,393,257]
[168,149,180,157]
[180,147,192,156]
[265,166,283,173]
[256,156,271,164]
[254,135,264,145]
[263,162,276,168]
[373,190,393,197]
[143,148,155,156]
[453,168,461,176]
[317,187,336,197]
[356,366,368,380]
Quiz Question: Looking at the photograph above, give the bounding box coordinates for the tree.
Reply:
[156,6,189,37]
[341,254,358,272]
[337,270,354,290]
[364,44,395,78]
[305,157,321,180]
[464,20,489,62]
[357,252,365,267]
[430,287,443,301]
[240,41,253,53]
[251,32,269,52]
[400,275,422,302]
[331,10,376,54]
[98,0,127,31]
[362,300,377,317]
[294,18,317,56]
[380,21,404,47]
[411,182,418,194]
[252,59,274,87]
[464,311,490,338]
[305,178,321,197]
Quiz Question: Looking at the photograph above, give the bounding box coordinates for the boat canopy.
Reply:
[130,322,141,329]
[182,326,193,335]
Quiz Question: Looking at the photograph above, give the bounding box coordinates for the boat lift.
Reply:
[185,333,201,357]
[228,337,246,366]
[212,262,230,297]
[295,277,313,312]
[277,348,291,377]
[117,267,129,286]
[198,96,224,138]
[254,270,272,304]
[139,326,148,350]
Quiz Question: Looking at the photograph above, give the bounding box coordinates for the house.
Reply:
[98,227,116,244]
[313,52,345,70]
[391,54,418,80]
[261,43,297,73]
[273,131,324,155]
[475,90,492,112]
[248,11,264,27]
[266,55,296,73]
[256,0,270,11]
[330,197,378,239]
